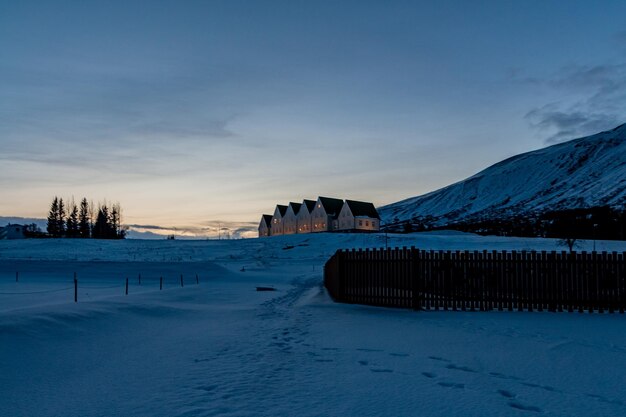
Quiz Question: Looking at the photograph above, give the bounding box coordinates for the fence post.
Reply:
[125,278,129,295]
[160,276,163,290]
[74,273,78,303]
[180,274,184,287]
[411,247,421,311]
[196,274,199,284]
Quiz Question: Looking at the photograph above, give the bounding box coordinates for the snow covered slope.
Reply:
[2,234,626,417]
[380,123,626,225]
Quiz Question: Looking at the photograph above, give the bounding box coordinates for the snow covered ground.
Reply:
[1,232,626,417]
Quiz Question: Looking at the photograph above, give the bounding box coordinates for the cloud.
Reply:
[127,220,257,239]
[521,63,626,143]
[525,105,621,143]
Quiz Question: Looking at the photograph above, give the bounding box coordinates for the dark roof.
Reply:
[288,202,302,215]
[302,199,316,212]
[318,197,344,217]
[275,205,288,217]
[345,200,380,219]
[260,214,273,227]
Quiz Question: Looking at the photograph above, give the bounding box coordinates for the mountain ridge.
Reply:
[380,123,626,226]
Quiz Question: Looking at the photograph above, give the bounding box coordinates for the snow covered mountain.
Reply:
[380,123,626,226]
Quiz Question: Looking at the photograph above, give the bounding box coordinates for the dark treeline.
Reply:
[388,206,626,241]
[46,197,126,239]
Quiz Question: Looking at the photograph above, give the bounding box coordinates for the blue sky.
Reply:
[1,0,625,237]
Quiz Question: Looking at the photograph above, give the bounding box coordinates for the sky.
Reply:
[1,0,625,238]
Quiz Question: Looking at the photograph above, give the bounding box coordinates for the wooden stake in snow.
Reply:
[180,274,184,287]
[125,278,129,295]
[196,274,199,285]
[160,276,163,290]
[74,273,78,303]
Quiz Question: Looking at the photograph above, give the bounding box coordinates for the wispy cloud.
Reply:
[521,63,626,143]
[127,220,257,239]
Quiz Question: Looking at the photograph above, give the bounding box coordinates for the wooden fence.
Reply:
[324,247,626,313]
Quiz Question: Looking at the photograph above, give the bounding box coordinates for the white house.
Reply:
[282,202,302,235]
[258,197,380,237]
[271,205,288,235]
[311,196,344,233]
[296,199,316,233]
[337,200,381,232]
[0,224,26,240]
[258,215,272,237]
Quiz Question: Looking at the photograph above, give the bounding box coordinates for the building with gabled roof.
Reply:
[296,199,316,234]
[337,200,381,231]
[271,204,288,235]
[311,196,344,233]
[0,224,26,240]
[258,215,273,237]
[283,202,302,235]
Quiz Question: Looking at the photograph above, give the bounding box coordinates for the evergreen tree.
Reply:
[110,204,121,238]
[92,205,109,239]
[57,198,66,237]
[46,197,60,237]
[79,198,91,238]
[66,203,79,238]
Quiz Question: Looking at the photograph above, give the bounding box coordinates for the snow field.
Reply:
[1,232,626,416]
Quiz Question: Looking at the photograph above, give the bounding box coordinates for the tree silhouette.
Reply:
[66,202,79,238]
[57,198,66,237]
[46,197,60,237]
[79,198,91,238]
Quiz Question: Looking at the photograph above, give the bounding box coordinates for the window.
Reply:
[366,221,369,226]
[359,220,363,226]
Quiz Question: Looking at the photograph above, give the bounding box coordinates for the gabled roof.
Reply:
[318,197,344,217]
[302,199,316,213]
[288,202,302,215]
[275,205,288,217]
[345,200,380,219]
[260,214,273,227]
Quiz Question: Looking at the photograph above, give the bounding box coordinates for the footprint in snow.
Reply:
[446,364,478,373]
[497,389,516,398]
[421,372,436,379]
[370,368,394,373]
[507,401,542,413]
[389,352,410,357]
[428,356,451,362]
[358,360,369,366]
[522,382,559,393]
[489,372,522,381]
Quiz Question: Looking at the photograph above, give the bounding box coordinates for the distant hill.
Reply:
[380,123,626,229]
[0,217,47,230]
